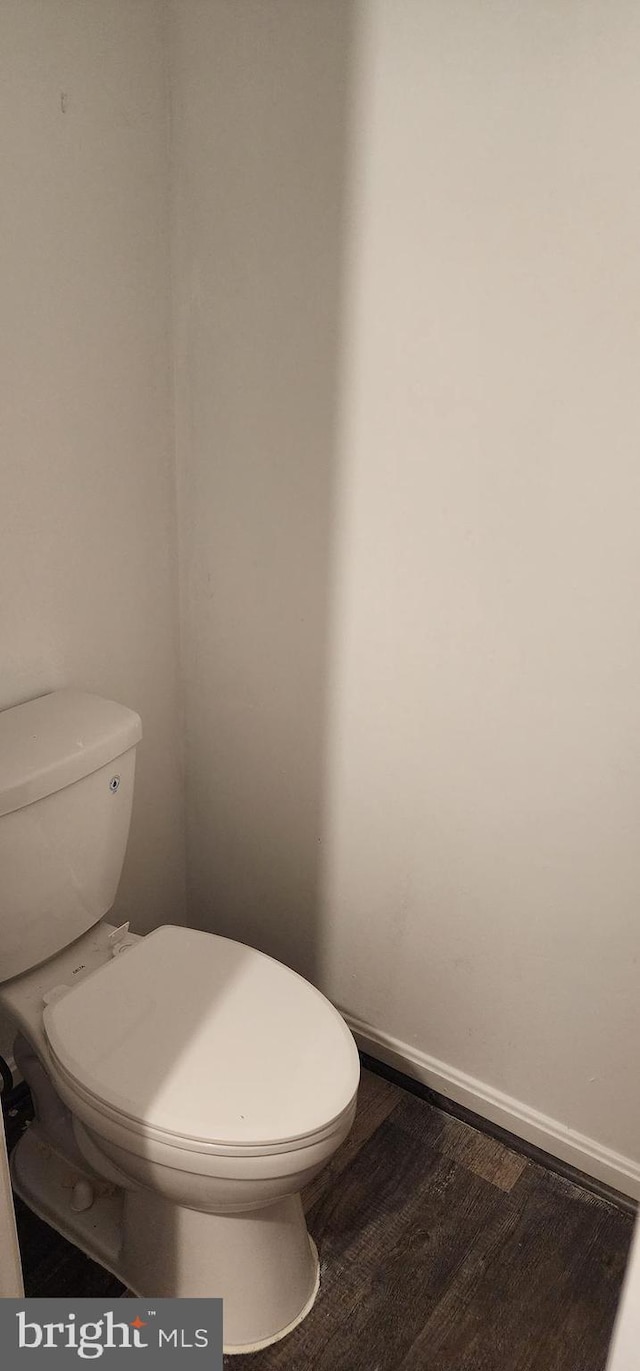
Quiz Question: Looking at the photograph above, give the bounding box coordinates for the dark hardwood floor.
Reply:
[4,1066,634,1369]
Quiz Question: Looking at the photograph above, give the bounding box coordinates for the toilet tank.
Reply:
[0,690,142,984]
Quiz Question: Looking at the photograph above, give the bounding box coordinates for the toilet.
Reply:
[0,689,359,1353]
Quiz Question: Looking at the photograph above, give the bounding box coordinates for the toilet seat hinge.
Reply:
[108,921,138,957]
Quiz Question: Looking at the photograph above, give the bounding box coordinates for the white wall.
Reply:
[172,0,640,1193]
[321,0,640,1186]
[0,0,186,973]
[170,0,351,979]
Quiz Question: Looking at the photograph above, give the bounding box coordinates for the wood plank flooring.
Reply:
[5,1066,634,1369]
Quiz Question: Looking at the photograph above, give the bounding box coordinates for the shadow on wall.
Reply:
[172,0,356,983]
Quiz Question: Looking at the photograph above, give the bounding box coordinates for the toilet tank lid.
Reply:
[0,690,142,817]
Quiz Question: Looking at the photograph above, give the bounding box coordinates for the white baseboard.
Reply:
[343,1010,640,1202]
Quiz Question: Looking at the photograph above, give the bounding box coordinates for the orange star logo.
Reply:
[129,1316,147,1329]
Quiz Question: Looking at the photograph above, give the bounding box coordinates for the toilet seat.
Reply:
[43,925,359,1159]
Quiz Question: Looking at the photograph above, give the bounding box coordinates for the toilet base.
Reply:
[11,1125,125,1274]
[121,1187,320,1353]
[11,1126,320,1353]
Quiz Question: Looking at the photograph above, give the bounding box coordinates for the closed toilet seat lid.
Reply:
[43,926,359,1152]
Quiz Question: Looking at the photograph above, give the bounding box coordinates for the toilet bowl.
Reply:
[6,922,359,1351]
[0,690,360,1353]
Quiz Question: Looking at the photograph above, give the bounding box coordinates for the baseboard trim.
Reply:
[343,1010,640,1206]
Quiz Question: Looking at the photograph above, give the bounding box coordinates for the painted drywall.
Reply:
[323,0,640,1175]
[0,0,185,993]
[171,0,640,1187]
[170,0,351,979]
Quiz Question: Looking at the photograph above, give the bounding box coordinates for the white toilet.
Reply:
[0,689,359,1353]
